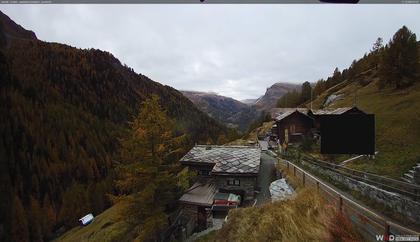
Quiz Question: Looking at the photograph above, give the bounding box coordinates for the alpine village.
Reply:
[1,10,420,242]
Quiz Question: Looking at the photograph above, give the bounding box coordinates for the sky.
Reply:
[1,5,420,100]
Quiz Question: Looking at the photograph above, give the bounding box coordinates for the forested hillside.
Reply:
[181,90,260,133]
[0,11,236,242]
[278,26,420,178]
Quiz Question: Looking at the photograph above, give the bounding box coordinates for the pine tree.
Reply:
[300,81,312,103]
[372,37,383,52]
[371,37,384,70]
[378,26,419,89]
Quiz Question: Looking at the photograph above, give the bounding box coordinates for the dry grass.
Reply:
[208,189,331,242]
[204,189,365,242]
[55,200,134,242]
[198,163,364,242]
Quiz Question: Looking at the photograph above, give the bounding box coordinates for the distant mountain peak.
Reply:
[254,82,300,110]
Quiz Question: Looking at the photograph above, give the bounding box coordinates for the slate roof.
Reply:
[179,180,217,206]
[275,109,311,121]
[269,108,308,119]
[180,145,261,175]
[310,107,363,115]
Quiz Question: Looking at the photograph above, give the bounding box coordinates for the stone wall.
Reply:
[302,161,420,223]
[214,176,257,201]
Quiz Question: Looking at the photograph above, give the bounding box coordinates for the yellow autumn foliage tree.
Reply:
[113,95,189,241]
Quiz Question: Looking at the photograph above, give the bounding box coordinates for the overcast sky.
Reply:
[1,5,420,100]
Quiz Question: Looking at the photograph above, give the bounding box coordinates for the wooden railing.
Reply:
[279,159,420,241]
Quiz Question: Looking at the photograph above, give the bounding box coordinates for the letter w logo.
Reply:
[376,235,385,241]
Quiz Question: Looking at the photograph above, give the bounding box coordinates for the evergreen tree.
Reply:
[313,79,326,98]
[276,90,301,108]
[371,37,384,70]
[300,81,312,103]
[378,26,419,89]
[372,37,383,52]
[331,67,342,85]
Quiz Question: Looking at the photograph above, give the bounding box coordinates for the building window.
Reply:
[227,179,240,186]
[199,170,210,176]
[290,125,296,134]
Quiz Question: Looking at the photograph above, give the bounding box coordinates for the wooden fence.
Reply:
[279,159,420,242]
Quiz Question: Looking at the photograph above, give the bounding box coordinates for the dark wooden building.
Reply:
[308,107,366,129]
[274,109,313,144]
[272,106,367,145]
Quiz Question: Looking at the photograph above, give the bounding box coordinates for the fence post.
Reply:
[316,181,320,192]
[339,196,343,212]
[293,166,296,176]
[302,172,305,187]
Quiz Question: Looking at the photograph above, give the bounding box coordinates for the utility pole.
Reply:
[310,88,313,110]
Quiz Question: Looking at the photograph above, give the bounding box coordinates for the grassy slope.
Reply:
[227,121,274,145]
[55,201,133,242]
[311,77,420,178]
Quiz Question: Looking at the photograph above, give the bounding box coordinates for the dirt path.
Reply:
[256,152,277,205]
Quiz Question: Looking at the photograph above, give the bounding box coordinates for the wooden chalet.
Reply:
[272,106,367,145]
[273,109,313,144]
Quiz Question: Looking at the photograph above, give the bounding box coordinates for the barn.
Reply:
[274,109,314,144]
[308,106,366,129]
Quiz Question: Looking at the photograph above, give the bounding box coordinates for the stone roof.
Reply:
[269,108,307,119]
[310,107,364,115]
[275,109,311,121]
[180,145,261,175]
[179,180,217,206]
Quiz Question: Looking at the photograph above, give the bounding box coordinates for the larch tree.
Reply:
[114,95,188,241]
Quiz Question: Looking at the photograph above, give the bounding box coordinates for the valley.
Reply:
[1,7,420,242]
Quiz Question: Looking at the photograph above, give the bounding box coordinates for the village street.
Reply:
[256,152,277,205]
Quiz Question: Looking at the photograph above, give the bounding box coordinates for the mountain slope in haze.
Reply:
[0,11,236,242]
[254,82,300,110]
[181,90,260,133]
[240,98,258,105]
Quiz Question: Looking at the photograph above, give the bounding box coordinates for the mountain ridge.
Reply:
[254,82,300,110]
[181,90,260,133]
